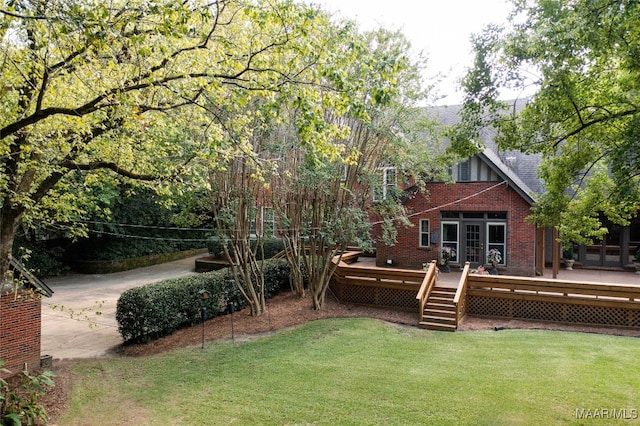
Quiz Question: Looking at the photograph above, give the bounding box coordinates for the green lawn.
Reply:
[59,318,640,425]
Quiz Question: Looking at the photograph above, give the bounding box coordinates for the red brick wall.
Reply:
[373,181,537,275]
[0,291,42,378]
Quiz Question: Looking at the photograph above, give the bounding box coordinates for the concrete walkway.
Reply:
[41,255,199,360]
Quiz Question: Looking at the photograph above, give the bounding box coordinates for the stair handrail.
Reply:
[416,260,438,322]
[452,262,471,326]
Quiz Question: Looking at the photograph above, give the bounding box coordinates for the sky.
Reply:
[315,0,515,105]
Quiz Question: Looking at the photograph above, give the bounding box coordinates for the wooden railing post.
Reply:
[416,260,438,321]
[453,262,471,327]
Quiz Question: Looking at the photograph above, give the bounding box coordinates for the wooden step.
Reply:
[426,301,455,310]
[428,295,454,304]
[423,314,457,325]
[424,308,456,318]
[430,289,456,297]
[433,285,458,293]
[419,321,457,331]
[421,285,458,331]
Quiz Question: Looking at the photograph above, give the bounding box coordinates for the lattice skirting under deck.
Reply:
[330,281,419,311]
[468,296,640,328]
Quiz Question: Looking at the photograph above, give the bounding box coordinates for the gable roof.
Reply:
[478,149,536,205]
[427,103,544,203]
[0,256,54,298]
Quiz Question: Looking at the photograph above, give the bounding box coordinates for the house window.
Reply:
[458,159,471,182]
[441,222,459,263]
[250,207,275,237]
[419,219,430,247]
[262,207,275,237]
[487,223,506,265]
[373,167,397,201]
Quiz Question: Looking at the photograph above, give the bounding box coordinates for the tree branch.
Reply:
[59,161,159,180]
[553,107,639,148]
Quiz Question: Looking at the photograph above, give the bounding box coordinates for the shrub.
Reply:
[66,187,209,262]
[0,361,55,426]
[206,237,284,260]
[116,259,291,343]
[13,237,67,277]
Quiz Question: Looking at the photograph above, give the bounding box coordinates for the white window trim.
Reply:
[373,167,397,201]
[486,222,506,266]
[441,221,459,263]
[419,219,430,247]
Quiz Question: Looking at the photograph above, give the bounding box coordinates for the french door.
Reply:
[441,215,507,266]
[463,222,483,264]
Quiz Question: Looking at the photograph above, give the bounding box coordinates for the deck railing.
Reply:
[329,252,640,329]
[331,253,426,311]
[466,274,640,328]
[452,262,471,325]
[416,260,438,321]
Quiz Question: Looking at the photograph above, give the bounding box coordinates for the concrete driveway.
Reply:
[41,255,199,360]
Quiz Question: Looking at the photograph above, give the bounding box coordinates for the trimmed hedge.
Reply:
[206,236,284,260]
[116,259,292,343]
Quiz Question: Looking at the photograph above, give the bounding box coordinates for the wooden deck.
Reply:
[330,252,427,311]
[460,269,640,328]
[330,254,640,331]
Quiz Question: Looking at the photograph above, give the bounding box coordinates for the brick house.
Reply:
[371,104,546,276]
[371,102,640,275]
[0,257,53,378]
[372,148,541,275]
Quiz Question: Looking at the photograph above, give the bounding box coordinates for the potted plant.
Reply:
[440,246,456,273]
[634,249,640,274]
[563,244,575,270]
[486,249,502,275]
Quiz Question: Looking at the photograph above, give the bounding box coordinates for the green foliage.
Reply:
[116,260,291,343]
[562,244,574,260]
[0,361,55,426]
[206,237,284,260]
[12,237,67,277]
[457,0,640,243]
[68,187,208,261]
[0,0,351,280]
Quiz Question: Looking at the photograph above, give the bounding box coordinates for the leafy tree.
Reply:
[0,0,339,280]
[206,95,277,317]
[454,0,640,245]
[196,4,350,316]
[272,28,444,309]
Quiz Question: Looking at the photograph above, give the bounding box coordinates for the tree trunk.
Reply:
[0,208,19,283]
[283,235,305,297]
[224,238,266,317]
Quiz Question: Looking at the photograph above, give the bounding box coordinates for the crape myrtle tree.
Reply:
[0,0,341,281]
[453,0,640,246]
[272,28,445,309]
[201,6,353,316]
[206,96,280,317]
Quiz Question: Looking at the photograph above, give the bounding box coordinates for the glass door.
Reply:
[441,222,459,263]
[463,222,483,264]
[582,222,623,267]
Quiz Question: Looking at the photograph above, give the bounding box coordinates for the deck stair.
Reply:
[419,286,457,331]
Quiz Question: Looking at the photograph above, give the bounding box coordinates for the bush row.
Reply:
[206,236,285,260]
[116,259,292,343]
